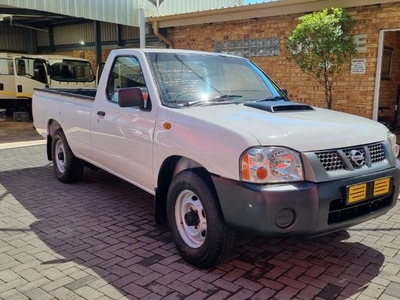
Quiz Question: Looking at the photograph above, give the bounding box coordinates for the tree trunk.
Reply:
[328,83,333,110]
[324,70,331,109]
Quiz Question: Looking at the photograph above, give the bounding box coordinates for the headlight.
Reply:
[387,132,399,157]
[240,147,304,183]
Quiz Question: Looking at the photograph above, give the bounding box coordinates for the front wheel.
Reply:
[167,169,236,268]
[51,129,84,183]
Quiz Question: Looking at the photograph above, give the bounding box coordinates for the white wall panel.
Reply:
[151,0,242,16]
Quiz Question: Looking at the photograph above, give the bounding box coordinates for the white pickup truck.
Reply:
[33,48,400,268]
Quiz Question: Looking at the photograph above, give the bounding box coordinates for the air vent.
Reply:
[244,101,314,113]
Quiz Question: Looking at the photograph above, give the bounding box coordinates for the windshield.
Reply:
[147,52,286,107]
[50,59,95,83]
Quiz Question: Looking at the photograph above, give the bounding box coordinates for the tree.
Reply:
[286,8,357,109]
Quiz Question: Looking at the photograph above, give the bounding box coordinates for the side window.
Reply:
[106,56,146,103]
[17,60,26,76]
[33,60,47,84]
[0,59,13,75]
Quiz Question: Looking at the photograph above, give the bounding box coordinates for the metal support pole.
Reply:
[49,26,55,52]
[95,21,102,65]
[139,7,145,48]
[117,24,124,47]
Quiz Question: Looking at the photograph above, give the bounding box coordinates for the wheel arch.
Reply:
[154,156,215,224]
[46,119,62,161]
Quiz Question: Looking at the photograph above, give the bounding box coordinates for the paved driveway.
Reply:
[0,144,400,300]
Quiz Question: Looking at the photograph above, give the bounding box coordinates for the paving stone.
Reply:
[22,287,54,300]
[0,269,22,282]
[384,282,400,298]
[121,282,151,298]
[250,287,276,300]
[1,145,400,300]
[273,286,299,300]
[49,287,84,300]
[317,284,344,300]
[0,289,29,300]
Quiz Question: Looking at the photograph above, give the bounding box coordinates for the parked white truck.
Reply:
[33,48,400,268]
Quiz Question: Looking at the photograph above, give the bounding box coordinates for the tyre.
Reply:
[51,129,84,183]
[167,169,236,268]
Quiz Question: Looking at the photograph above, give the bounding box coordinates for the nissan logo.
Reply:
[350,150,365,168]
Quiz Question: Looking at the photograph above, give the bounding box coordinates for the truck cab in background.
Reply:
[0,53,95,113]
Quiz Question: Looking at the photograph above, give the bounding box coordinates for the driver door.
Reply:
[91,55,155,190]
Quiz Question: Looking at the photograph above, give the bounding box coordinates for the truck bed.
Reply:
[34,88,97,100]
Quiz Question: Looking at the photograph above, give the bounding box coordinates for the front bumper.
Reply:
[212,163,400,237]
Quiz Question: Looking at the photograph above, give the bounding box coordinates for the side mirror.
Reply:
[281,88,288,95]
[118,87,147,109]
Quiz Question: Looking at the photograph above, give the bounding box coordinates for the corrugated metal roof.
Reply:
[144,0,242,17]
[0,0,242,27]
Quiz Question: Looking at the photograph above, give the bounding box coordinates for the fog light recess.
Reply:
[275,208,296,229]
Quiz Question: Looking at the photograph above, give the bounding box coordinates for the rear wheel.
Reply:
[51,129,84,183]
[167,169,235,268]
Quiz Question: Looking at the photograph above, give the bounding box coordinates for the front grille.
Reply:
[369,144,385,163]
[343,147,365,161]
[328,194,393,224]
[316,152,344,171]
[315,143,386,172]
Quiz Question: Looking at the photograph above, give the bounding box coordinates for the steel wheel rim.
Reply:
[55,139,66,173]
[175,189,207,248]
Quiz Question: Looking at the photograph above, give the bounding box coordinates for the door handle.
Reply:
[97,111,106,117]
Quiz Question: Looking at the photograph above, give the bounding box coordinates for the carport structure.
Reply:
[0,0,139,65]
[0,0,241,65]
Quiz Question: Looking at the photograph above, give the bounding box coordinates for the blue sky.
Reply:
[243,0,266,4]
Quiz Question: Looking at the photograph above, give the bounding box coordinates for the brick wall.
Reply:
[47,2,400,119]
[166,2,400,119]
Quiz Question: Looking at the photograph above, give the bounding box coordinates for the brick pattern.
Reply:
[162,2,400,119]
[0,144,400,299]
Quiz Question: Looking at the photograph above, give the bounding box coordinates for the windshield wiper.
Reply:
[183,94,242,107]
[256,96,288,102]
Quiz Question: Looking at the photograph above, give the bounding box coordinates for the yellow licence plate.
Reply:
[347,177,391,204]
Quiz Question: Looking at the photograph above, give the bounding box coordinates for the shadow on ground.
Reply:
[0,164,385,299]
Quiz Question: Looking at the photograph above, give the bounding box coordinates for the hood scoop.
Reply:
[244,101,314,113]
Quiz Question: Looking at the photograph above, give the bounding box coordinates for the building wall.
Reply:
[165,2,400,119]
[0,26,29,52]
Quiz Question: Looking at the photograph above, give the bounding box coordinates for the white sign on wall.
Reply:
[351,58,366,74]
[354,34,368,52]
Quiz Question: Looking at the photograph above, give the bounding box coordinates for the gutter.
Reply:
[152,21,173,48]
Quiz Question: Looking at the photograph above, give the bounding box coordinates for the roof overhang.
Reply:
[148,0,396,28]
[0,5,90,30]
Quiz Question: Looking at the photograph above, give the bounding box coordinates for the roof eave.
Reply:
[148,0,396,28]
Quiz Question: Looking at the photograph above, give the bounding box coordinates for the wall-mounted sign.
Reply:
[351,58,366,74]
[354,34,367,52]
[215,38,280,58]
